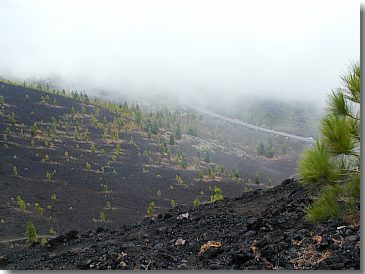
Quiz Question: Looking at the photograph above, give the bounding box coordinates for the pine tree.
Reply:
[210,186,224,202]
[169,133,175,145]
[175,124,182,140]
[254,171,261,184]
[204,151,211,163]
[147,201,155,218]
[299,62,360,222]
[193,197,201,207]
[26,221,38,243]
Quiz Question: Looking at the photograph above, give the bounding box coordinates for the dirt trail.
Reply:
[0,234,57,244]
[185,105,315,143]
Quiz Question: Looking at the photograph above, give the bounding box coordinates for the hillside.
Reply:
[0,179,360,270]
[0,82,310,239]
[0,82,358,270]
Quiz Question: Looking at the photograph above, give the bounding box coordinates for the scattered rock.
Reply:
[176,213,189,220]
[0,180,360,270]
[174,238,186,246]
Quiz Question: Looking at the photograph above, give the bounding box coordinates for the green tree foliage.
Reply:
[175,124,182,140]
[254,171,261,184]
[267,177,273,187]
[41,237,48,245]
[49,227,56,235]
[26,221,38,243]
[180,154,188,169]
[193,197,201,207]
[175,175,184,185]
[210,186,224,202]
[7,112,16,125]
[147,201,155,218]
[31,122,38,137]
[106,201,112,209]
[208,166,215,179]
[90,143,96,153]
[169,133,175,145]
[115,143,121,155]
[134,105,142,125]
[99,211,106,222]
[12,165,18,177]
[299,62,360,222]
[204,151,211,163]
[257,142,265,155]
[17,195,26,210]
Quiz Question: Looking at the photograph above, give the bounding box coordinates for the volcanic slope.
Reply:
[0,179,360,270]
[0,82,283,239]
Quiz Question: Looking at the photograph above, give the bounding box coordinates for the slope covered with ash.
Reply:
[0,179,360,270]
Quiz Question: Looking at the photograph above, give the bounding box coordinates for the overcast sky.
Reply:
[0,0,360,106]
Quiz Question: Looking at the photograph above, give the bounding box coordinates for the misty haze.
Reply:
[0,0,361,270]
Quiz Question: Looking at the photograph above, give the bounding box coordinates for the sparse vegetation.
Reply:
[254,171,261,184]
[99,211,106,222]
[147,201,155,218]
[26,221,38,243]
[210,186,224,203]
[12,165,18,177]
[193,197,201,207]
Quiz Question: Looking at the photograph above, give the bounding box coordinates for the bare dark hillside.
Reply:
[0,82,358,270]
[0,82,309,239]
[0,179,359,270]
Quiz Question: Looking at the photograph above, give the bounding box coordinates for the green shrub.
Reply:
[31,122,38,137]
[49,227,56,235]
[169,134,175,145]
[254,171,261,184]
[40,237,48,245]
[204,151,211,163]
[100,211,106,222]
[210,186,224,202]
[106,201,112,209]
[12,165,18,177]
[175,175,184,185]
[85,162,91,170]
[208,166,215,179]
[147,201,155,218]
[17,196,26,210]
[26,221,38,243]
[193,197,201,207]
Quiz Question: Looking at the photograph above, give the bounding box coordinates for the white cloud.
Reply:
[0,0,360,105]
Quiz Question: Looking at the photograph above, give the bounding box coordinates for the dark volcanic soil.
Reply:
[0,180,360,270]
[0,82,309,239]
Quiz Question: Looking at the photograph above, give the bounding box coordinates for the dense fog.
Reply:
[0,0,360,108]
